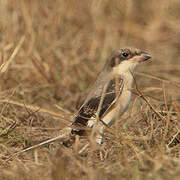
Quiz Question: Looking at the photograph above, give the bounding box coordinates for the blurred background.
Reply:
[0,0,179,112]
[0,0,180,179]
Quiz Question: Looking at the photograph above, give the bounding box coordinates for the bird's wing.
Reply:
[72,77,124,127]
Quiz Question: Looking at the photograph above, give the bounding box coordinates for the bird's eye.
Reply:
[122,52,129,57]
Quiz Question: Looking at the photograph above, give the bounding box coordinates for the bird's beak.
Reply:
[139,52,151,62]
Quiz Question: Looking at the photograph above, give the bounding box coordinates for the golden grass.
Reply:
[0,0,180,179]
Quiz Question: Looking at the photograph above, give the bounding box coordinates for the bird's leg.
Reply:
[94,121,106,145]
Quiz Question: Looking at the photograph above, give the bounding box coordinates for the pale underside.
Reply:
[71,60,136,143]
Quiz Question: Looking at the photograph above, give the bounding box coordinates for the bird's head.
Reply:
[105,47,151,74]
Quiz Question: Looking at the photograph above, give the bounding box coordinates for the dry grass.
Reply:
[0,0,180,179]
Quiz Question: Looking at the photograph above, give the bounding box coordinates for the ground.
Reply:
[0,0,180,179]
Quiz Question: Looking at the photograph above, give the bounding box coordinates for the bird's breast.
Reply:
[101,74,133,126]
[119,72,134,113]
[101,90,132,126]
[118,89,132,115]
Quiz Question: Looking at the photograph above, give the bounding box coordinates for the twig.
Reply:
[31,54,51,83]
[132,72,164,120]
[0,99,71,121]
[136,72,180,88]
[0,36,25,74]
[5,127,72,162]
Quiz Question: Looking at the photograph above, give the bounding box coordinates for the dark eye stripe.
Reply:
[110,57,119,67]
[109,49,132,68]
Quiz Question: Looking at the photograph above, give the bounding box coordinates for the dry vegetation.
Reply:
[0,0,180,179]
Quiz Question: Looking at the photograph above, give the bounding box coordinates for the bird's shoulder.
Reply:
[72,75,124,127]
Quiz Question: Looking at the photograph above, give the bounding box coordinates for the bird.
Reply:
[18,47,151,154]
[70,47,151,144]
